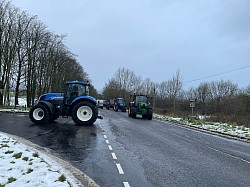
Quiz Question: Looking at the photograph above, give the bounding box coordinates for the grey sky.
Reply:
[11,0,250,91]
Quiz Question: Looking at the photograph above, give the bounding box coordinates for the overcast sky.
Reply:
[11,0,250,92]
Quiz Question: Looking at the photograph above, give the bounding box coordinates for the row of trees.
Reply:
[0,1,93,107]
[103,67,250,126]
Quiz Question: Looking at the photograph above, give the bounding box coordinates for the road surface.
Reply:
[0,110,250,187]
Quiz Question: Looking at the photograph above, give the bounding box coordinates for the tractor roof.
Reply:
[65,81,90,85]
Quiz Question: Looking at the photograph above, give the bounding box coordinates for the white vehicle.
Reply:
[97,99,104,109]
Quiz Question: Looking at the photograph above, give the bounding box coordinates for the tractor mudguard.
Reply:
[38,100,56,115]
[71,95,97,105]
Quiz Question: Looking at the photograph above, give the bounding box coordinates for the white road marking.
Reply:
[104,135,107,139]
[123,182,131,187]
[17,114,28,117]
[108,145,113,151]
[106,140,109,144]
[116,163,124,174]
[111,152,117,160]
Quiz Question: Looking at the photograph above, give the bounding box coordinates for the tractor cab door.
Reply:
[63,83,87,105]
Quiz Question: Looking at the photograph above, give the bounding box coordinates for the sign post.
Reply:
[189,99,196,117]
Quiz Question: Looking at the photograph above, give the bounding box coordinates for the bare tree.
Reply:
[196,82,210,114]
[0,1,95,107]
[208,80,238,113]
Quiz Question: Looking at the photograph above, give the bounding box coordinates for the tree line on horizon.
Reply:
[0,1,97,107]
[103,67,250,127]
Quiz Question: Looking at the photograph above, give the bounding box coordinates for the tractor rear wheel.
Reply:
[29,104,50,124]
[72,101,97,125]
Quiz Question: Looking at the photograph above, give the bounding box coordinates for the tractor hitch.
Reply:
[98,116,103,120]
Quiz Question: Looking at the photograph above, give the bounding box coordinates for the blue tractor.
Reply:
[29,81,102,125]
[114,98,127,112]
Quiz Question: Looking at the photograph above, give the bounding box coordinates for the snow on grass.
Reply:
[153,114,250,140]
[0,97,29,113]
[0,133,81,187]
[0,108,29,113]
[9,97,27,107]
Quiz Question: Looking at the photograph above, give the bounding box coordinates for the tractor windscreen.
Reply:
[117,99,124,103]
[136,96,147,103]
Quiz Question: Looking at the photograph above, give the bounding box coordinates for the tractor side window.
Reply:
[77,84,87,96]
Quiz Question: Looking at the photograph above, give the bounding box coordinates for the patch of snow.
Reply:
[9,97,27,107]
[153,114,250,140]
[0,132,82,187]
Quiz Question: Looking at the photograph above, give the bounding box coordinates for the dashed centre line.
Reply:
[111,152,117,160]
[100,124,130,187]
[116,163,125,174]
[108,145,113,151]
[123,182,131,187]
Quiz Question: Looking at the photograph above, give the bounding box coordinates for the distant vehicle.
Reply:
[97,99,104,109]
[128,94,153,120]
[114,98,126,112]
[105,99,115,110]
[29,81,102,125]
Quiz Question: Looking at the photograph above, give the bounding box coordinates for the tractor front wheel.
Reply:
[29,104,50,124]
[131,107,137,118]
[72,101,97,125]
[147,113,153,120]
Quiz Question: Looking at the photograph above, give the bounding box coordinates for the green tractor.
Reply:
[128,94,153,120]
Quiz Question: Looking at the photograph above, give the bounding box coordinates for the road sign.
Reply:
[190,102,195,108]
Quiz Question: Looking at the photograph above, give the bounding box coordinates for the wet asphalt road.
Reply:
[1,110,250,187]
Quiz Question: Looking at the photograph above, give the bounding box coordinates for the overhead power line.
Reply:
[184,65,250,84]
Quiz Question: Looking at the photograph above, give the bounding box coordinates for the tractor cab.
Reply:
[63,81,90,105]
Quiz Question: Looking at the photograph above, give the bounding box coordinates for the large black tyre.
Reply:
[72,101,98,125]
[131,107,137,118]
[114,105,118,112]
[29,104,51,124]
[147,113,153,120]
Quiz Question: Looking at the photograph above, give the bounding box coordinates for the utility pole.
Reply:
[153,86,156,110]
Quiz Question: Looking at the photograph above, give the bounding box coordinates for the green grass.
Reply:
[12,152,22,159]
[22,157,29,161]
[0,144,9,149]
[5,150,14,154]
[58,175,66,182]
[7,177,16,183]
[0,105,29,111]
[27,168,33,174]
[32,152,39,157]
